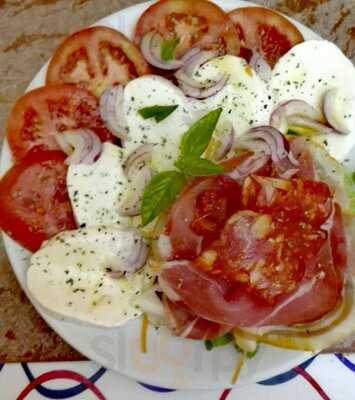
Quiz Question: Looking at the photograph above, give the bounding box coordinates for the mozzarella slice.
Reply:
[194,55,269,135]
[123,75,198,172]
[67,143,128,227]
[27,227,155,327]
[270,40,355,161]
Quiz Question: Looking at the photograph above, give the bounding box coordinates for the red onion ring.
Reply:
[176,73,229,99]
[175,50,228,99]
[270,100,324,134]
[227,153,270,181]
[99,85,126,139]
[107,228,148,275]
[244,126,289,163]
[119,145,153,216]
[213,126,235,160]
[249,52,272,82]
[323,88,351,134]
[55,129,102,165]
[141,32,184,70]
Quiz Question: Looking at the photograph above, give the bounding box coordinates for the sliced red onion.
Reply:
[181,50,219,78]
[141,32,184,70]
[287,116,339,136]
[106,228,148,276]
[323,88,351,134]
[175,50,228,99]
[123,144,152,180]
[176,73,229,99]
[244,126,289,163]
[234,126,299,179]
[249,52,272,82]
[99,85,126,139]
[270,100,324,134]
[227,153,270,181]
[119,145,152,216]
[181,47,201,63]
[213,126,235,160]
[55,129,102,165]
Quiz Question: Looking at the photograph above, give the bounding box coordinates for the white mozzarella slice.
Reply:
[67,143,128,227]
[123,75,200,171]
[27,227,155,327]
[270,40,355,161]
[194,55,269,135]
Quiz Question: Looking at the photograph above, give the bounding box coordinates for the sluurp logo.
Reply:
[89,326,264,387]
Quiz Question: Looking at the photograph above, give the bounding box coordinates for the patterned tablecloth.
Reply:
[0,354,354,399]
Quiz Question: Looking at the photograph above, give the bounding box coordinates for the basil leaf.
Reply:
[205,333,234,351]
[179,108,223,159]
[160,36,180,61]
[140,171,187,226]
[138,105,179,123]
[176,157,224,177]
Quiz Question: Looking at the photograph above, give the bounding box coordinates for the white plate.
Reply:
[0,0,324,389]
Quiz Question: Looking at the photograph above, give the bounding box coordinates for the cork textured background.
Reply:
[0,0,354,362]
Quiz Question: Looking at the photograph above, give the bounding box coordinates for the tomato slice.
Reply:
[228,7,303,66]
[6,84,114,161]
[0,149,76,252]
[134,0,240,59]
[46,27,151,96]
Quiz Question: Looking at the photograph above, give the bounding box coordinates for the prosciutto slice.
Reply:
[159,202,346,327]
[162,295,232,340]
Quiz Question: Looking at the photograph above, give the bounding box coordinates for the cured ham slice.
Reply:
[159,196,346,327]
[162,295,232,340]
[165,175,240,260]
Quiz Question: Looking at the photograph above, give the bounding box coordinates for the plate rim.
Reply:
[0,0,323,389]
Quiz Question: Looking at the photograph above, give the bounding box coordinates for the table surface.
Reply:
[0,0,355,363]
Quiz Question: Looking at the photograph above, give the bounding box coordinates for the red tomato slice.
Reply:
[6,84,114,161]
[166,175,241,260]
[134,0,240,59]
[46,27,151,96]
[228,7,303,66]
[0,149,76,252]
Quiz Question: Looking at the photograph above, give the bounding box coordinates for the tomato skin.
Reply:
[134,0,240,58]
[0,149,76,252]
[6,84,114,161]
[228,7,303,66]
[47,26,151,96]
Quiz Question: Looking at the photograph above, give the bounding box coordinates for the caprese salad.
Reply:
[1,0,355,368]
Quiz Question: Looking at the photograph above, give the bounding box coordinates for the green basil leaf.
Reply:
[176,157,224,177]
[160,36,180,61]
[138,105,179,123]
[205,333,234,351]
[179,108,223,159]
[140,171,187,226]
